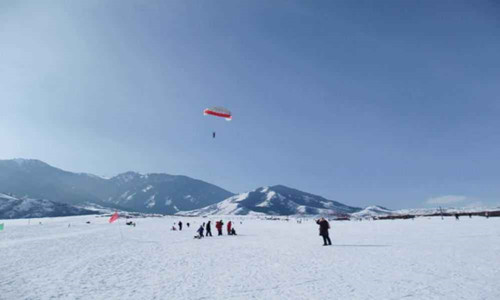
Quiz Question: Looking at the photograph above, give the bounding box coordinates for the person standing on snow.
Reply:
[316,217,331,246]
[178,221,183,231]
[206,221,212,237]
[227,221,232,235]
[216,220,224,236]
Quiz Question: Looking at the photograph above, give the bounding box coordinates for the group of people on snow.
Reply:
[171,220,237,239]
[195,220,237,239]
[174,217,332,246]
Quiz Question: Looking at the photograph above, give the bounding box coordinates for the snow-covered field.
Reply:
[1,215,499,299]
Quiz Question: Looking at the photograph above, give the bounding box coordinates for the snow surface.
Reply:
[145,194,156,208]
[142,185,153,193]
[183,195,196,203]
[79,173,108,180]
[0,193,18,202]
[256,191,276,207]
[184,192,252,216]
[1,216,499,299]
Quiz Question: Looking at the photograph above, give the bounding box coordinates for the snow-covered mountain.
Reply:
[395,206,500,215]
[0,193,96,219]
[181,185,361,216]
[103,171,234,214]
[0,159,110,206]
[350,205,394,218]
[350,206,500,219]
[0,159,233,215]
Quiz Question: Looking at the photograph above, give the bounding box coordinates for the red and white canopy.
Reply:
[203,107,232,121]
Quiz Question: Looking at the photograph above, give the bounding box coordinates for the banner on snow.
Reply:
[109,212,119,223]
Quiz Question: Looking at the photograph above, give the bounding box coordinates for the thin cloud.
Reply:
[462,201,485,208]
[426,195,467,205]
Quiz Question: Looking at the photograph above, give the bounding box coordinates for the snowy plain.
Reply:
[1,215,499,300]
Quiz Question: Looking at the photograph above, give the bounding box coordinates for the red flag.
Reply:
[109,212,119,223]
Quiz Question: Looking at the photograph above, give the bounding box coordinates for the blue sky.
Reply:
[1,0,499,209]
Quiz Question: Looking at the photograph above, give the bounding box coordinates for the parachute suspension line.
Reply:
[204,106,232,138]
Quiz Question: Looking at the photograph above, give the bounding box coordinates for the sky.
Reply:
[1,0,500,209]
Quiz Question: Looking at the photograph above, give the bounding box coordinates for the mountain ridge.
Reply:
[181,185,361,216]
[0,158,234,214]
[0,193,96,219]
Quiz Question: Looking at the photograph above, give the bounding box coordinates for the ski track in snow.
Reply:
[1,216,500,299]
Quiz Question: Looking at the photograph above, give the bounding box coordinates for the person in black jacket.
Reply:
[206,221,212,237]
[316,217,332,246]
[178,221,183,231]
[197,225,204,238]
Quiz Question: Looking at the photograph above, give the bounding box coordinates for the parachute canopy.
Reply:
[203,107,232,121]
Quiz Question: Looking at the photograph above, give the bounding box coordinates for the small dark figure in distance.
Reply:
[206,221,212,237]
[455,214,459,220]
[230,227,237,236]
[485,212,489,219]
[178,221,183,231]
[187,222,190,228]
[316,217,332,246]
[469,213,472,218]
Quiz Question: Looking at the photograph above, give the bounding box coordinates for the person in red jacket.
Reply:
[227,221,232,235]
[215,220,224,236]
